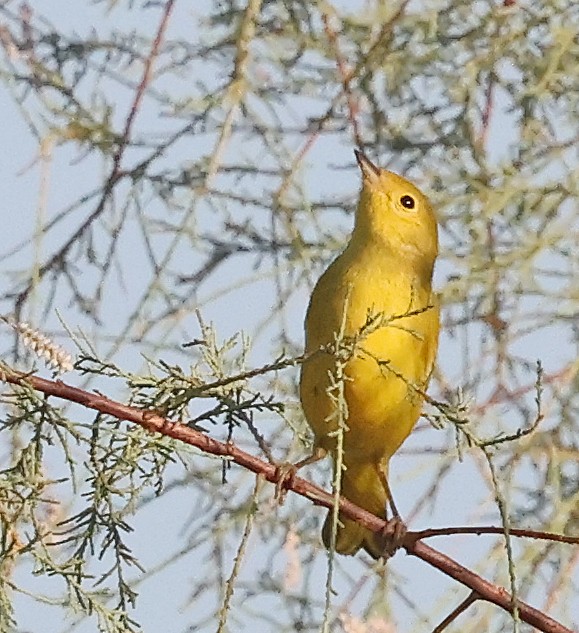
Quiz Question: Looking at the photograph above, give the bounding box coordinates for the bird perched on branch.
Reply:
[299,149,439,558]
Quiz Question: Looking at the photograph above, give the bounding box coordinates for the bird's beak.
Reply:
[354,149,380,183]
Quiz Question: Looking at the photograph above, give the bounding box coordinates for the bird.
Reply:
[299,149,439,558]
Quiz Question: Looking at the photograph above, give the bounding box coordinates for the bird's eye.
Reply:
[400,195,415,209]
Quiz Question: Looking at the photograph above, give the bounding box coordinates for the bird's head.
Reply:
[353,150,438,264]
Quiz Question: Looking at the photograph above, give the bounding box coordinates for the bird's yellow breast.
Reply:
[300,244,439,466]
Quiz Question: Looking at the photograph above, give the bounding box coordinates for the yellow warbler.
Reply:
[299,150,439,558]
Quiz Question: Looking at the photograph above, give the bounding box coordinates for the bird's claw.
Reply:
[378,515,408,559]
[274,462,297,504]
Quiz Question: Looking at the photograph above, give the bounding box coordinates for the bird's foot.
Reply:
[273,447,327,504]
[274,461,297,504]
[377,515,408,559]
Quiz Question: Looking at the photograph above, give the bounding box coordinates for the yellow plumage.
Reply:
[299,150,439,557]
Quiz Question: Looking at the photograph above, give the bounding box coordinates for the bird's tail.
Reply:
[321,461,389,559]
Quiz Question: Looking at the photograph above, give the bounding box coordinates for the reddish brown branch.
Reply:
[480,74,495,151]
[322,11,363,148]
[432,591,479,633]
[1,370,574,633]
[412,526,579,546]
[117,0,176,159]
[473,364,575,414]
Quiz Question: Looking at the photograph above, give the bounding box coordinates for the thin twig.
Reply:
[432,591,479,633]
[411,526,579,545]
[322,9,363,148]
[202,0,263,192]
[217,476,263,633]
